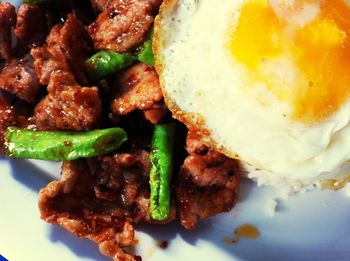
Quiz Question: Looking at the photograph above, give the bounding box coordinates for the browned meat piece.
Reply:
[0,96,16,148]
[176,131,240,230]
[143,101,168,124]
[88,0,162,52]
[111,62,163,115]
[57,13,91,85]
[0,54,40,103]
[14,4,48,48]
[39,159,139,261]
[38,143,174,260]
[0,2,16,60]
[31,13,91,85]
[32,14,100,131]
[90,0,112,11]
[183,135,239,187]
[34,71,101,131]
[31,44,69,86]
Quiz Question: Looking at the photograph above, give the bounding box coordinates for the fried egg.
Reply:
[154,0,350,192]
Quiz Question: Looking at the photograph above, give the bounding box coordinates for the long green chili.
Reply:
[149,123,175,221]
[85,50,137,81]
[85,26,155,81]
[4,127,127,161]
[136,27,154,66]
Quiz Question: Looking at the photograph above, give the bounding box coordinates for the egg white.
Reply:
[155,0,350,191]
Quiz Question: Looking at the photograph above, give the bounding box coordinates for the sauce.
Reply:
[158,240,169,249]
[234,224,260,239]
[320,174,350,191]
[223,224,260,244]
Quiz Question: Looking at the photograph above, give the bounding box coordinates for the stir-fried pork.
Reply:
[110,62,163,115]
[31,13,91,86]
[0,54,40,103]
[34,71,101,131]
[39,159,140,261]
[176,131,240,230]
[32,13,101,131]
[0,2,16,60]
[88,0,162,52]
[39,140,175,260]
[14,4,48,49]
[1,2,242,260]
[143,101,168,124]
[0,96,16,148]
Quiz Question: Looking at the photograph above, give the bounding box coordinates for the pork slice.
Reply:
[143,101,169,124]
[110,62,163,115]
[176,131,240,230]
[31,39,69,86]
[31,13,91,85]
[38,142,169,260]
[39,159,140,261]
[0,54,40,103]
[0,2,16,60]
[15,4,48,48]
[32,13,101,130]
[0,96,16,148]
[88,0,162,52]
[34,71,101,131]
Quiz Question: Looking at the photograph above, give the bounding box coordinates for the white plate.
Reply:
[2,0,350,260]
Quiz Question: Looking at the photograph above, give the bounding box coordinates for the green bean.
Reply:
[4,127,127,161]
[136,27,154,66]
[85,50,137,81]
[84,25,155,81]
[149,123,175,221]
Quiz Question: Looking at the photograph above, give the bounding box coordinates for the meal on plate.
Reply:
[0,0,349,260]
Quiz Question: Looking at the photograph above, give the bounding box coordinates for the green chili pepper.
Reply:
[136,27,154,66]
[85,50,137,81]
[149,123,175,221]
[4,127,127,161]
[84,26,155,81]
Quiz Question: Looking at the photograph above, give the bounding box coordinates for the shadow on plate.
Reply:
[235,177,256,203]
[6,158,111,260]
[8,158,53,193]
[138,218,217,247]
[49,225,110,261]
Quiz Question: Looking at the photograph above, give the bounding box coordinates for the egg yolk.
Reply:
[230,0,350,123]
